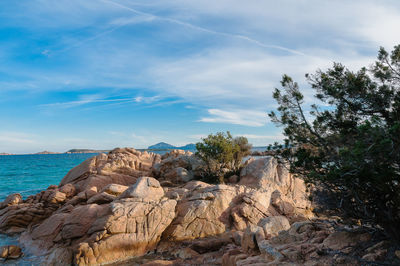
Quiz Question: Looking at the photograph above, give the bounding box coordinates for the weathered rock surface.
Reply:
[258,215,290,238]
[20,177,177,265]
[0,150,322,265]
[322,230,371,250]
[152,150,202,184]
[0,185,65,234]
[241,224,265,253]
[86,192,116,204]
[119,176,164,201]
[164,167,194,183]
[163,184,240,241]
[73,198,177,265]
[241,157,312,221]
[0,245,23,260]
[100,183,128,196]
[230,189,273,230]
[221,219,398,266]
[61,148,161,192]
[0,194,22,210]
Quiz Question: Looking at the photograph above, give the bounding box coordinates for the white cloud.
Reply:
[101,0,305,56]
[39,94,167,110]
[39,95,132,109]
[148,46,372,112]
[1,0,395,105]
[133,95,162,104]
[109,15,155,26]
[134,96,143,102]
[199,109,267,127]
[354,4,400,48]
[144,0,400,48]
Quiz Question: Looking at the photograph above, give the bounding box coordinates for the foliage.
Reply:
[269,45,400,239]
[196,132,252,183]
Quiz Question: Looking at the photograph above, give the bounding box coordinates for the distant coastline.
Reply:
[147,142,196,151]
[1,144,269,156]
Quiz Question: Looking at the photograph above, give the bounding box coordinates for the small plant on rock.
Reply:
[195,132,252,183]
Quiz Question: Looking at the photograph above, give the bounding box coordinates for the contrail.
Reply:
[57,26,122,54]
[50,9,152,55]
[100,0,306,56]
[40,97,133,108]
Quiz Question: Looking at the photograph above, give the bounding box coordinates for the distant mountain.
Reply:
[178,143,197,150]
[147,142,176,150]
[147,142,196,151]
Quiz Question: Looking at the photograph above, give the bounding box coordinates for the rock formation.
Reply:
[60,148,161,192]
[0,245,23,260]
[0,147,396,265]
[221,219,388,265]
[152,149,202,184]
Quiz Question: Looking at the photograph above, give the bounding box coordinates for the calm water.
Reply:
[0,153,98,201]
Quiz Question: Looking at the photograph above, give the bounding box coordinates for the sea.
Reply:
[0,153,98,202]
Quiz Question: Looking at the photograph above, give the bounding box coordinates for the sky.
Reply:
[1,0,400,153]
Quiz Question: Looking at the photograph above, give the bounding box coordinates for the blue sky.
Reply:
[1,0,400,153]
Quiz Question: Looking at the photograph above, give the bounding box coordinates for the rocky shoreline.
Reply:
[0,148,399,265]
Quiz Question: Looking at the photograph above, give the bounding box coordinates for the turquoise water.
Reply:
[0,153,98,201]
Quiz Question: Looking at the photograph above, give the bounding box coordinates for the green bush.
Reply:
[195,132,252,183]
[269,45,400,239]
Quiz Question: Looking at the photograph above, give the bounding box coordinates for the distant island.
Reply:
[147,142,196,151]
[65,149,110,154]
[35,149,111,154]
[35,151,62,155]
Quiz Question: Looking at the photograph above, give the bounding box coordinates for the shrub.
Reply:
[269,45,400,239]
[195,132,252,183]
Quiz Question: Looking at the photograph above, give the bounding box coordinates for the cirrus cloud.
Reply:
[199,109,267,127]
